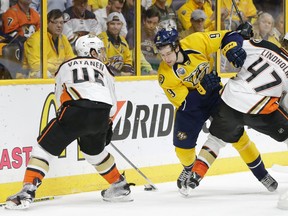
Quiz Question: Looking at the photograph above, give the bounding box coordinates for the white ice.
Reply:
[1,169,288,216]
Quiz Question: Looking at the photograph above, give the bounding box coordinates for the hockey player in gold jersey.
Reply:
[154,24,277,196]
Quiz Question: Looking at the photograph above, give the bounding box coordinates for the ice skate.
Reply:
[186,171,202,189]
[101,175,134,202]
[260,173,278,192]
[177,168,191,196]
[5,178,41,210]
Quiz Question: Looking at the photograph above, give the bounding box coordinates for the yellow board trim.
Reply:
[1,151,287,202]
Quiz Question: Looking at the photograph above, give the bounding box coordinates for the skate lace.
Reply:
[178,169,190,182]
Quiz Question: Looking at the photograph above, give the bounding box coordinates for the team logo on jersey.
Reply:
[183,62,209,85]
[177,131,187,140]
[159,74,164,85]
[176,67,186,75]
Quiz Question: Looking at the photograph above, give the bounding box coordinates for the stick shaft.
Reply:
[110,142,157,189]
[0,196,56,207]
[231,0,244,24]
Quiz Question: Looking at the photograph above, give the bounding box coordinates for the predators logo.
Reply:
[183,62,209,86]
[177,131,187,140]
[108,55,124,71]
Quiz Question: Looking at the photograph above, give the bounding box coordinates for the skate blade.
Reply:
[5,200,31,210]
[103,193,133,202]
[179,187,195,197]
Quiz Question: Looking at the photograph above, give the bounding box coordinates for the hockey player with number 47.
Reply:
[185,33,288,196]
[154,22,277,196]
[5,34,133,210]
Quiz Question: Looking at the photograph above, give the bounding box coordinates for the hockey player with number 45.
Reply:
[185,34,288,196]
[154,23,277,196]
[5,34,133,210]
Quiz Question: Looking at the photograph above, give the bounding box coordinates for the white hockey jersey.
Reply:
[55,57,117,117]
[221,39,288,114]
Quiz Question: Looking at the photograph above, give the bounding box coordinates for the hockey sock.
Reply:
[82,150,121,184]
[94,153,121,184]
[175,147,196,167]
[192,134,226,177]
[232,131,267,181]
[23,157,49,184]
[192,159,208,178]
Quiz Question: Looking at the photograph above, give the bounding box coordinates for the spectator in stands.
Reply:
[149,0,182,31]
[140,7,161,72]
[98,12,134,76]
[221,0,257,30]
[87,0,108,12]
[121,0,134,31]
[274,13,284,43]
[124,2,155,75]
[94,0,127,37]
[177,0,213,31]
[252,12,280,47]
[253,0,282,18]
[30,0,73,13]
[23,9,75,78]
[2,0,40,42]
[63,0,100,46]
[179,9,206,39]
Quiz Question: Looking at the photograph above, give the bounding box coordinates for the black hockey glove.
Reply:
[225,45,246,68]
[106,120,113,146]
[222,32,247,68]
[236,21,254,40]
[199,72,222,94]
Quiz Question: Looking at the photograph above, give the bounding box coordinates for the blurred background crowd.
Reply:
[0,0,285,79]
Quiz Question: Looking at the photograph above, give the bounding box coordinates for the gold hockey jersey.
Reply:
[158,30,229,108]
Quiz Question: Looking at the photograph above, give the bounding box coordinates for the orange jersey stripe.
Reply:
[259,97,279,114]
[37,119,57,143]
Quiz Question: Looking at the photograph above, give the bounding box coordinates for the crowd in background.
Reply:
[0,0,286,79]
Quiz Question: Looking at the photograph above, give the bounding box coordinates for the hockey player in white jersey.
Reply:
[184,34,288,194]
[5,34,133,210]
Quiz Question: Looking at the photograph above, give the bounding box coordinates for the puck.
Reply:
[144,186,153,191]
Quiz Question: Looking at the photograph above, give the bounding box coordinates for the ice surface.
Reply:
[1,169,288,216]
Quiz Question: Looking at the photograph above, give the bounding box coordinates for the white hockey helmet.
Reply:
[75,34,106,59]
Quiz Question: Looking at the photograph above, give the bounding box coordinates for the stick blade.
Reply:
[144,184,158,191]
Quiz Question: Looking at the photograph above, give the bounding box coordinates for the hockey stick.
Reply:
[231,0,244,24]
[0,196,57,207]
[110,142,158,191]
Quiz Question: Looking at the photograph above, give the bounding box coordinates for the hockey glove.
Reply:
[236,21,254,40]
[106,120,113,146]
[196,72,221,95]
[222,32,247,68]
